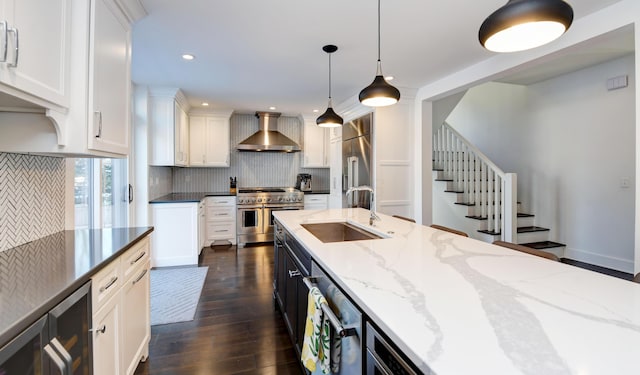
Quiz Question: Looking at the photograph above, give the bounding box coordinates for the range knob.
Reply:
[251,198,256,203]
[267,198,272,202]
[285,197,290,202]
[238,198,244,204]
[257,198,262,203]
[278,197,283,202]
[297,197,303,202]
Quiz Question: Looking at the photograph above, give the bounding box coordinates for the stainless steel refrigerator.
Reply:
[342,113,372,208]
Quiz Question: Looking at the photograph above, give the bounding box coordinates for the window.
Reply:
[74,158,129,229]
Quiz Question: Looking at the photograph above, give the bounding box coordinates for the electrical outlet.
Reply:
[620,177,630,188]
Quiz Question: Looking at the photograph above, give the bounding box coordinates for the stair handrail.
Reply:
[442,122,506,178]
[434,122,517,242]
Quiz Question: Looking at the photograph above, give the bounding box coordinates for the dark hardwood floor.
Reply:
[134,244,303,375]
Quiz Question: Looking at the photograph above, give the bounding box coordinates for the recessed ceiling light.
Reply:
[269,106,276,110]
[182,54,195,61]
[201,102,209,106]
[312,109,319,113]
[385,76,394,81]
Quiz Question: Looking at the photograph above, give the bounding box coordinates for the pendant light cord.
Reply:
[328,52,332,100]
[377,0,381,63]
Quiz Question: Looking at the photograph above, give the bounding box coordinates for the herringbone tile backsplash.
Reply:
[0,153,65,252]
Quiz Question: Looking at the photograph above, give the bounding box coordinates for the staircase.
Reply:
[432,123,566,258]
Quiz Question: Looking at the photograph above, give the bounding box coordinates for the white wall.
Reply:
[415,0,640,273]
[445,55,636,272]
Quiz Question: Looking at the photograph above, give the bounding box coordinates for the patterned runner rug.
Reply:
[150,266,208,326]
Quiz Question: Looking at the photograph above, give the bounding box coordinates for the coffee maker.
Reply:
[296,173,312,191]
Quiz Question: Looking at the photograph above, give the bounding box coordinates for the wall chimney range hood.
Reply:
[236,112,301,152]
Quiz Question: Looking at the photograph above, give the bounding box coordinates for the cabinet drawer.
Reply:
[304,195,328,204]
[207,222,235,240]
[205,196,236,207]
[122,237,150,281]
[92,259,122,313]
[206,206,235,221]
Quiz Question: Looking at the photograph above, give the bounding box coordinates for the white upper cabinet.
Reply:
[0,0,139,157]
[86,0,131,155]
[148,88,190,166]
[189,110,232,167]
[0,0,70,108]
[301,116,329,168]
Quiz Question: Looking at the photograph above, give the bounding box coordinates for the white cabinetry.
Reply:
[86,0,131,155]
[0,0,70,107]
[189,110,232,167]
[198,200,206,250]
[329,127,342,209]
[304,194,329,210]
[151,202,199,266]
[92,235,150,375]
[205,196,236,245]
[149,88,190,166]
[0,0,136,157]
[301,116,329,168]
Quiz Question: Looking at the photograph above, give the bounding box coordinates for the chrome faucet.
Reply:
[345,185,380,226]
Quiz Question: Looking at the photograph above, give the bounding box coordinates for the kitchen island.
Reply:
[273,208,640,374]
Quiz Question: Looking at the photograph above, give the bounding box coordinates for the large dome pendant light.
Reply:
[359,0,400,107]
[316,44,343,128]
[479,0,574,53]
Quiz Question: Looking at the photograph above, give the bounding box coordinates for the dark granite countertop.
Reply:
[0,227,154,348]
[302,190,330,194]
[149,191,235,203]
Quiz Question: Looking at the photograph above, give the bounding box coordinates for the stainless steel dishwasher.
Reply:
[307,261,362,375]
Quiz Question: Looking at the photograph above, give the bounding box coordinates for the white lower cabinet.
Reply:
[92,235,150,375]
[121,260,150,375]
[151,202,199,266]
[93,293,121,375]
[304,194,329,210]
[205,196,236,245]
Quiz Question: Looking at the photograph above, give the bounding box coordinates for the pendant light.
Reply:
[316,44,343,127]
[479,0,574,53]
[359,0,400,107]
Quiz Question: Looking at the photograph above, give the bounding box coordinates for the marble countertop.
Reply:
[0,227,153,347]
[149,191,235,203]
[273,208,640,375]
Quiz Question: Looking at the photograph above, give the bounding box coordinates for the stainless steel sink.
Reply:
[301,222,383,243]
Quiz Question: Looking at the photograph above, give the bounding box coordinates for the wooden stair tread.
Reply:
[445,190,465,193]
[517,226,549,233]
[465,213,534,221]
[435,178,453,182]
[521,241,566,249]
[478,226,549,236]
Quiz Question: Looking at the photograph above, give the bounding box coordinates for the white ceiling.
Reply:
[131,0,626,116]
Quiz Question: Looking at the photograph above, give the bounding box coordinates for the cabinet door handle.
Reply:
[288,270,301,278]
[130,251,146,265]
[90,325,107,334]
[0,21,7,62]
[216,213,228,216]
[214,229,227,233]
[94,111,103,138]
[128,184,134,204]
[50,338,72,375]
[133,269,148,284]
[99,276,118,292]
[44,343,67,375]
[7,27,17,68]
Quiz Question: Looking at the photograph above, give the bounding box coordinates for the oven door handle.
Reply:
[302,276,357,338]
[237,205,264,210]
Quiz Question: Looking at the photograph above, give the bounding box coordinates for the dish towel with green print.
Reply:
[301,286,331,374]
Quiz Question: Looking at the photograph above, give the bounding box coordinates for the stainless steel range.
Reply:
[237,187,303,246]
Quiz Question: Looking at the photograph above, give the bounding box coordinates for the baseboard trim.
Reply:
[564,247,634,274]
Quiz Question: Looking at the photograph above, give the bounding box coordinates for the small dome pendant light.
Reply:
[359,0,400,107]
[316,44,343,128]
[479,0,574,53]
